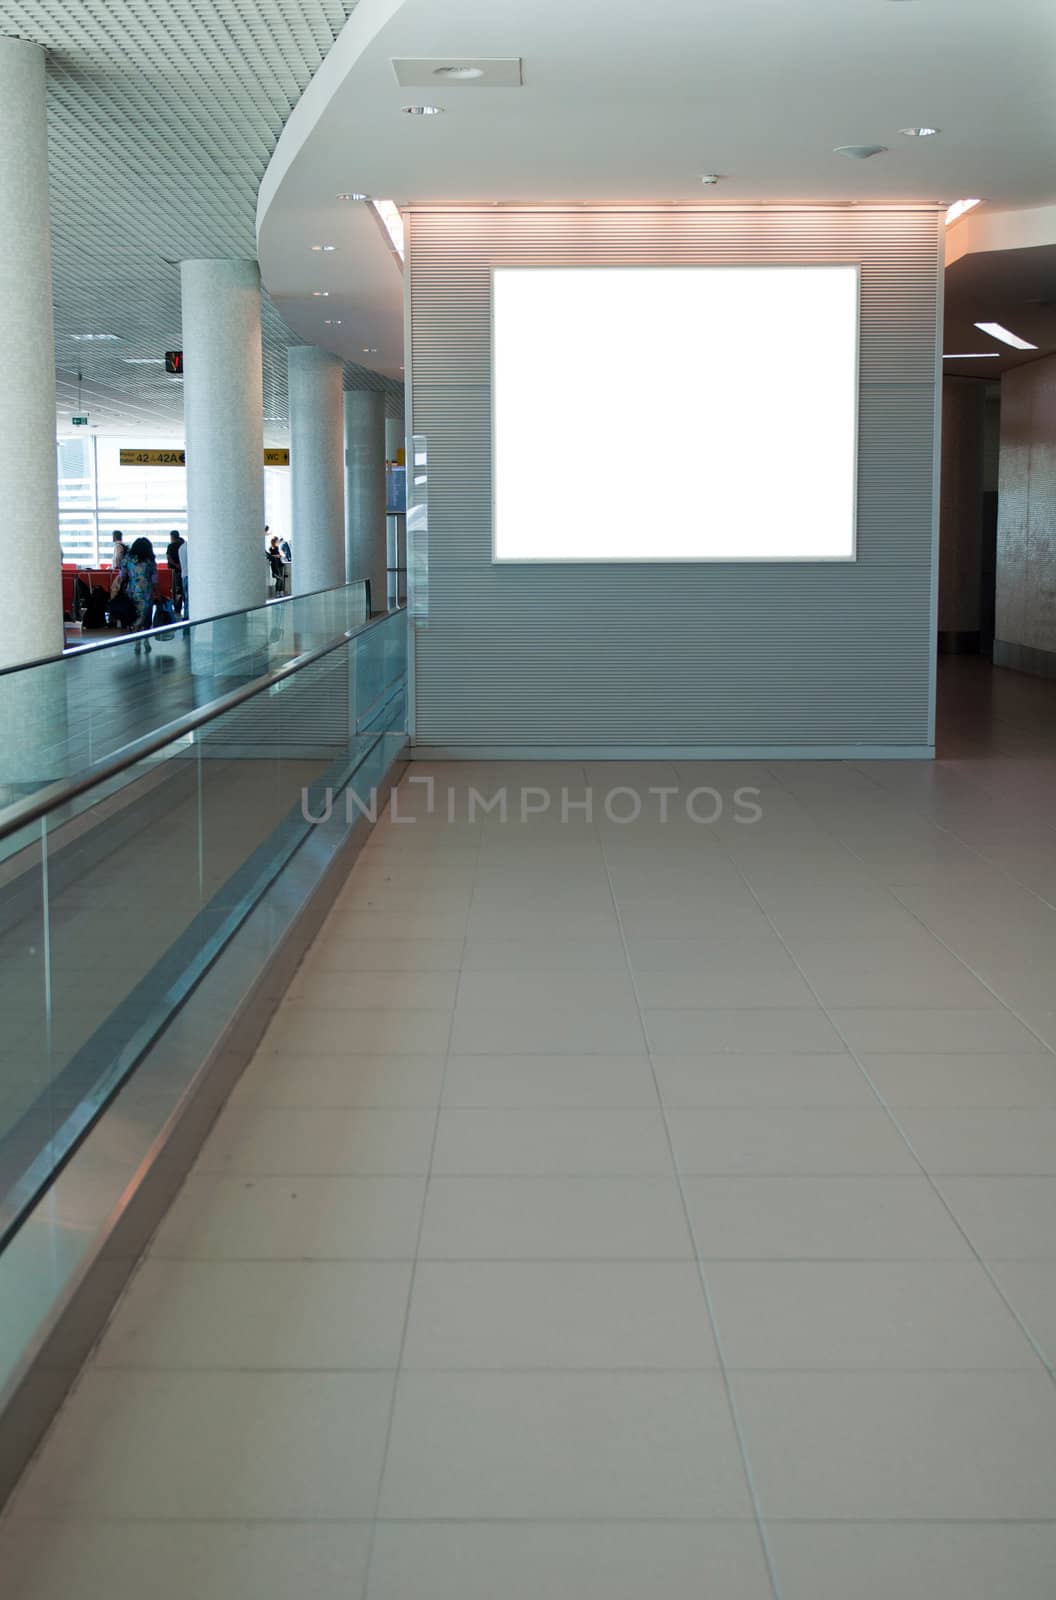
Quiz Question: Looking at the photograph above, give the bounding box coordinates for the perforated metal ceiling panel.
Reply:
[0,0,402,432]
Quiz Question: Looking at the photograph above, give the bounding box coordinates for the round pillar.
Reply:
[0,37,63,668]
[181,258,267,621]
[344,389,387,613]
[289,346,345,594]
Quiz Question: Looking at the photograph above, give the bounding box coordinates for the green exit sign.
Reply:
[71,415,89,426]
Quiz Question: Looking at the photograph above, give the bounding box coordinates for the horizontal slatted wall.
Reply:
[408,207,942,755]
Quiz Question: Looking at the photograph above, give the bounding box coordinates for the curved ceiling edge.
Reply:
[256,0,409,382]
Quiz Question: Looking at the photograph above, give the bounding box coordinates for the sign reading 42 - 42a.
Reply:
[119,448,185,467]
[119,448,290,467]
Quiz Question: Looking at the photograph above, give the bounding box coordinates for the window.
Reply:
[57,437,292,565]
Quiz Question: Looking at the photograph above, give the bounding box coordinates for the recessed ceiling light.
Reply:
[312,290,330,297]
[70,332,120,341]
[974,321,1037,351]
[700,174,721,186]
[337,192,369,201]
[943,352,1001,359]
[123,357,164,364]
[433,65,483,79]
[945,197,982,225]
[324,319,343,325]
[900,126,940,137]
[362,346,378,354]
[311,243,337,251]
[402,104,443,115]
[834,144,888,160]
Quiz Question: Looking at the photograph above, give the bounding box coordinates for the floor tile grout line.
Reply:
[145,1252,1000,1265]
[358,780,482,1600]
[710,780,1056,1392]
[829,778,1056,1055]
[85,1362,1051,1376]
[595,822,787,1600]
[193,1171,1056,1184]
[7,1511,1056,1528]
[804,756,1056,989]
[846,739,1056,897]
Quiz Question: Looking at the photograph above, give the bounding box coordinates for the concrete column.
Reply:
[181,258,267,620]
[344,389,387,612]
[0,37,63,668]
[289,346,344,594]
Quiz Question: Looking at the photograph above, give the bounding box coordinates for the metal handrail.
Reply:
[0,578,371,676]
[0,607,405,843]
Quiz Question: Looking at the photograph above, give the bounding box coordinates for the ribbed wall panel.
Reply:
[408,207,943,754]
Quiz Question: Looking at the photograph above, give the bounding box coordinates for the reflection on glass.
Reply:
[0,608,407,1246]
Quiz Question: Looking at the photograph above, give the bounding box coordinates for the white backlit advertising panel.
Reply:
[492,263,859,562]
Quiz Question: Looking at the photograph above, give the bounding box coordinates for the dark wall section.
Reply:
[995,354,1056,678]
[939,377,986,651]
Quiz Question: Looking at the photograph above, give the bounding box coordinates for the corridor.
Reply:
[2,661,1055,1599]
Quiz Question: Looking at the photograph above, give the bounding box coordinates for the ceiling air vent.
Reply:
[391,58,523,88]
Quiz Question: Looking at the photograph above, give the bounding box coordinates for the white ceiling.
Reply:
[0,0,403,436]
[258,0,1056,371]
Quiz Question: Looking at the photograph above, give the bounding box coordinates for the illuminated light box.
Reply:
[491,263,860,562]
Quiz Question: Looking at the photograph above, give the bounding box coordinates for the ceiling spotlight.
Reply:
[900,126,940,137]
[945,197,982,225]
[402,104,444,115]
[312,290,330,297]
[700,174,721,186]
[433,65,483,79]
[311,243,337,252]
[974,321,1037,351]
[362,346,378,354]
[337,192,369,201]
[834,144,888,159]
[324,319,343,326]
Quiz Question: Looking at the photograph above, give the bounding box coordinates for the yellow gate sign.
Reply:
[119,448,185,467]
[120,448,291,466]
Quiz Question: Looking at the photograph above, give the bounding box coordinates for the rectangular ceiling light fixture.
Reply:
[492,263,860,563]
[372,199,405,261]
[974,321,1038,350]
[945,198,981,226]
[943,352,1000,359]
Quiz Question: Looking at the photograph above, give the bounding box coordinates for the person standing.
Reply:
[122,536,158,653]
[266,535,285,595]
[166,529,187,618]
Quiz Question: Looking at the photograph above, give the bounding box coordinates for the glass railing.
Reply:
[0,603,407,1248]
[0,581,369,813]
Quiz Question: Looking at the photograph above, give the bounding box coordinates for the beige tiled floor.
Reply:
[3,660,1056,1597]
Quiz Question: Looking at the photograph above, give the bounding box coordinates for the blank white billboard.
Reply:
[492,263,859,562]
